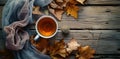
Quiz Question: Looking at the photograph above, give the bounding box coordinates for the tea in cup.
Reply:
[34,15,58,40]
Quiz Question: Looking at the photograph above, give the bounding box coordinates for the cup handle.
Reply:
[34,35,39,41]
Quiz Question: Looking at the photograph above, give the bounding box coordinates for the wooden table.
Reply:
[0,0,120,59]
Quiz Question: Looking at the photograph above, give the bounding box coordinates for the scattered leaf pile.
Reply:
[48,0,86,20]
[30,36,95,59]
[32,0,86,20]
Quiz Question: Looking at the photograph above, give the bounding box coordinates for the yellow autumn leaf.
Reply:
[66,0,80,19]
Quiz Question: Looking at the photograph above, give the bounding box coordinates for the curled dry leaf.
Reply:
[48,0,68,20]
[66,38,80,53]
[76,46,95,59]
[47,39,69,59]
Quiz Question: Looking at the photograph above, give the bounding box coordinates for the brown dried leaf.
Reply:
[66,38,80,53]
[48,6,64,20]
[57,48,68,58]
[49,1,60,9]
[55,39,66,49]
[48,39,68,58]
[76,46,95,59]
[48,0,68,20]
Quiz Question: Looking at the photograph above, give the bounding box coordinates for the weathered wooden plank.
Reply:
[62,6,120,21]
[28,20,120,30]
[58,20,120,30]
[86,0,120,4]
[29,30,120,40]
[60,6,120,29]
[29,30,120,54]
[94,55,120,59]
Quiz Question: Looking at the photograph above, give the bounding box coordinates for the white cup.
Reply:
[34,15,58,40]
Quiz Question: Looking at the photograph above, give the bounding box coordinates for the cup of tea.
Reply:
[34,15,58,40]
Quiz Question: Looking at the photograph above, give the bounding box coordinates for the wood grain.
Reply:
[27,20,120,30]
[58,20,120,30]
[86,0,120,4]
[62,6,120,21]
[60,6,120,29]
[29,30,120,40]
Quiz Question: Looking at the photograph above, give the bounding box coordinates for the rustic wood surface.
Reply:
[0,0,120,59]
[86,0,120,4]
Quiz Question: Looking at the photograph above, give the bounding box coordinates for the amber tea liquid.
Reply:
[37,17,57,36]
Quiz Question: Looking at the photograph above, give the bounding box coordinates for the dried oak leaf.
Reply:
[48,39,68,58]
[66,38,80,54]
[76,46,95,59]
[65,0,80,19]
[48,0,68,20]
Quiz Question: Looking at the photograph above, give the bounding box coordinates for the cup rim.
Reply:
[35,15,58,38]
